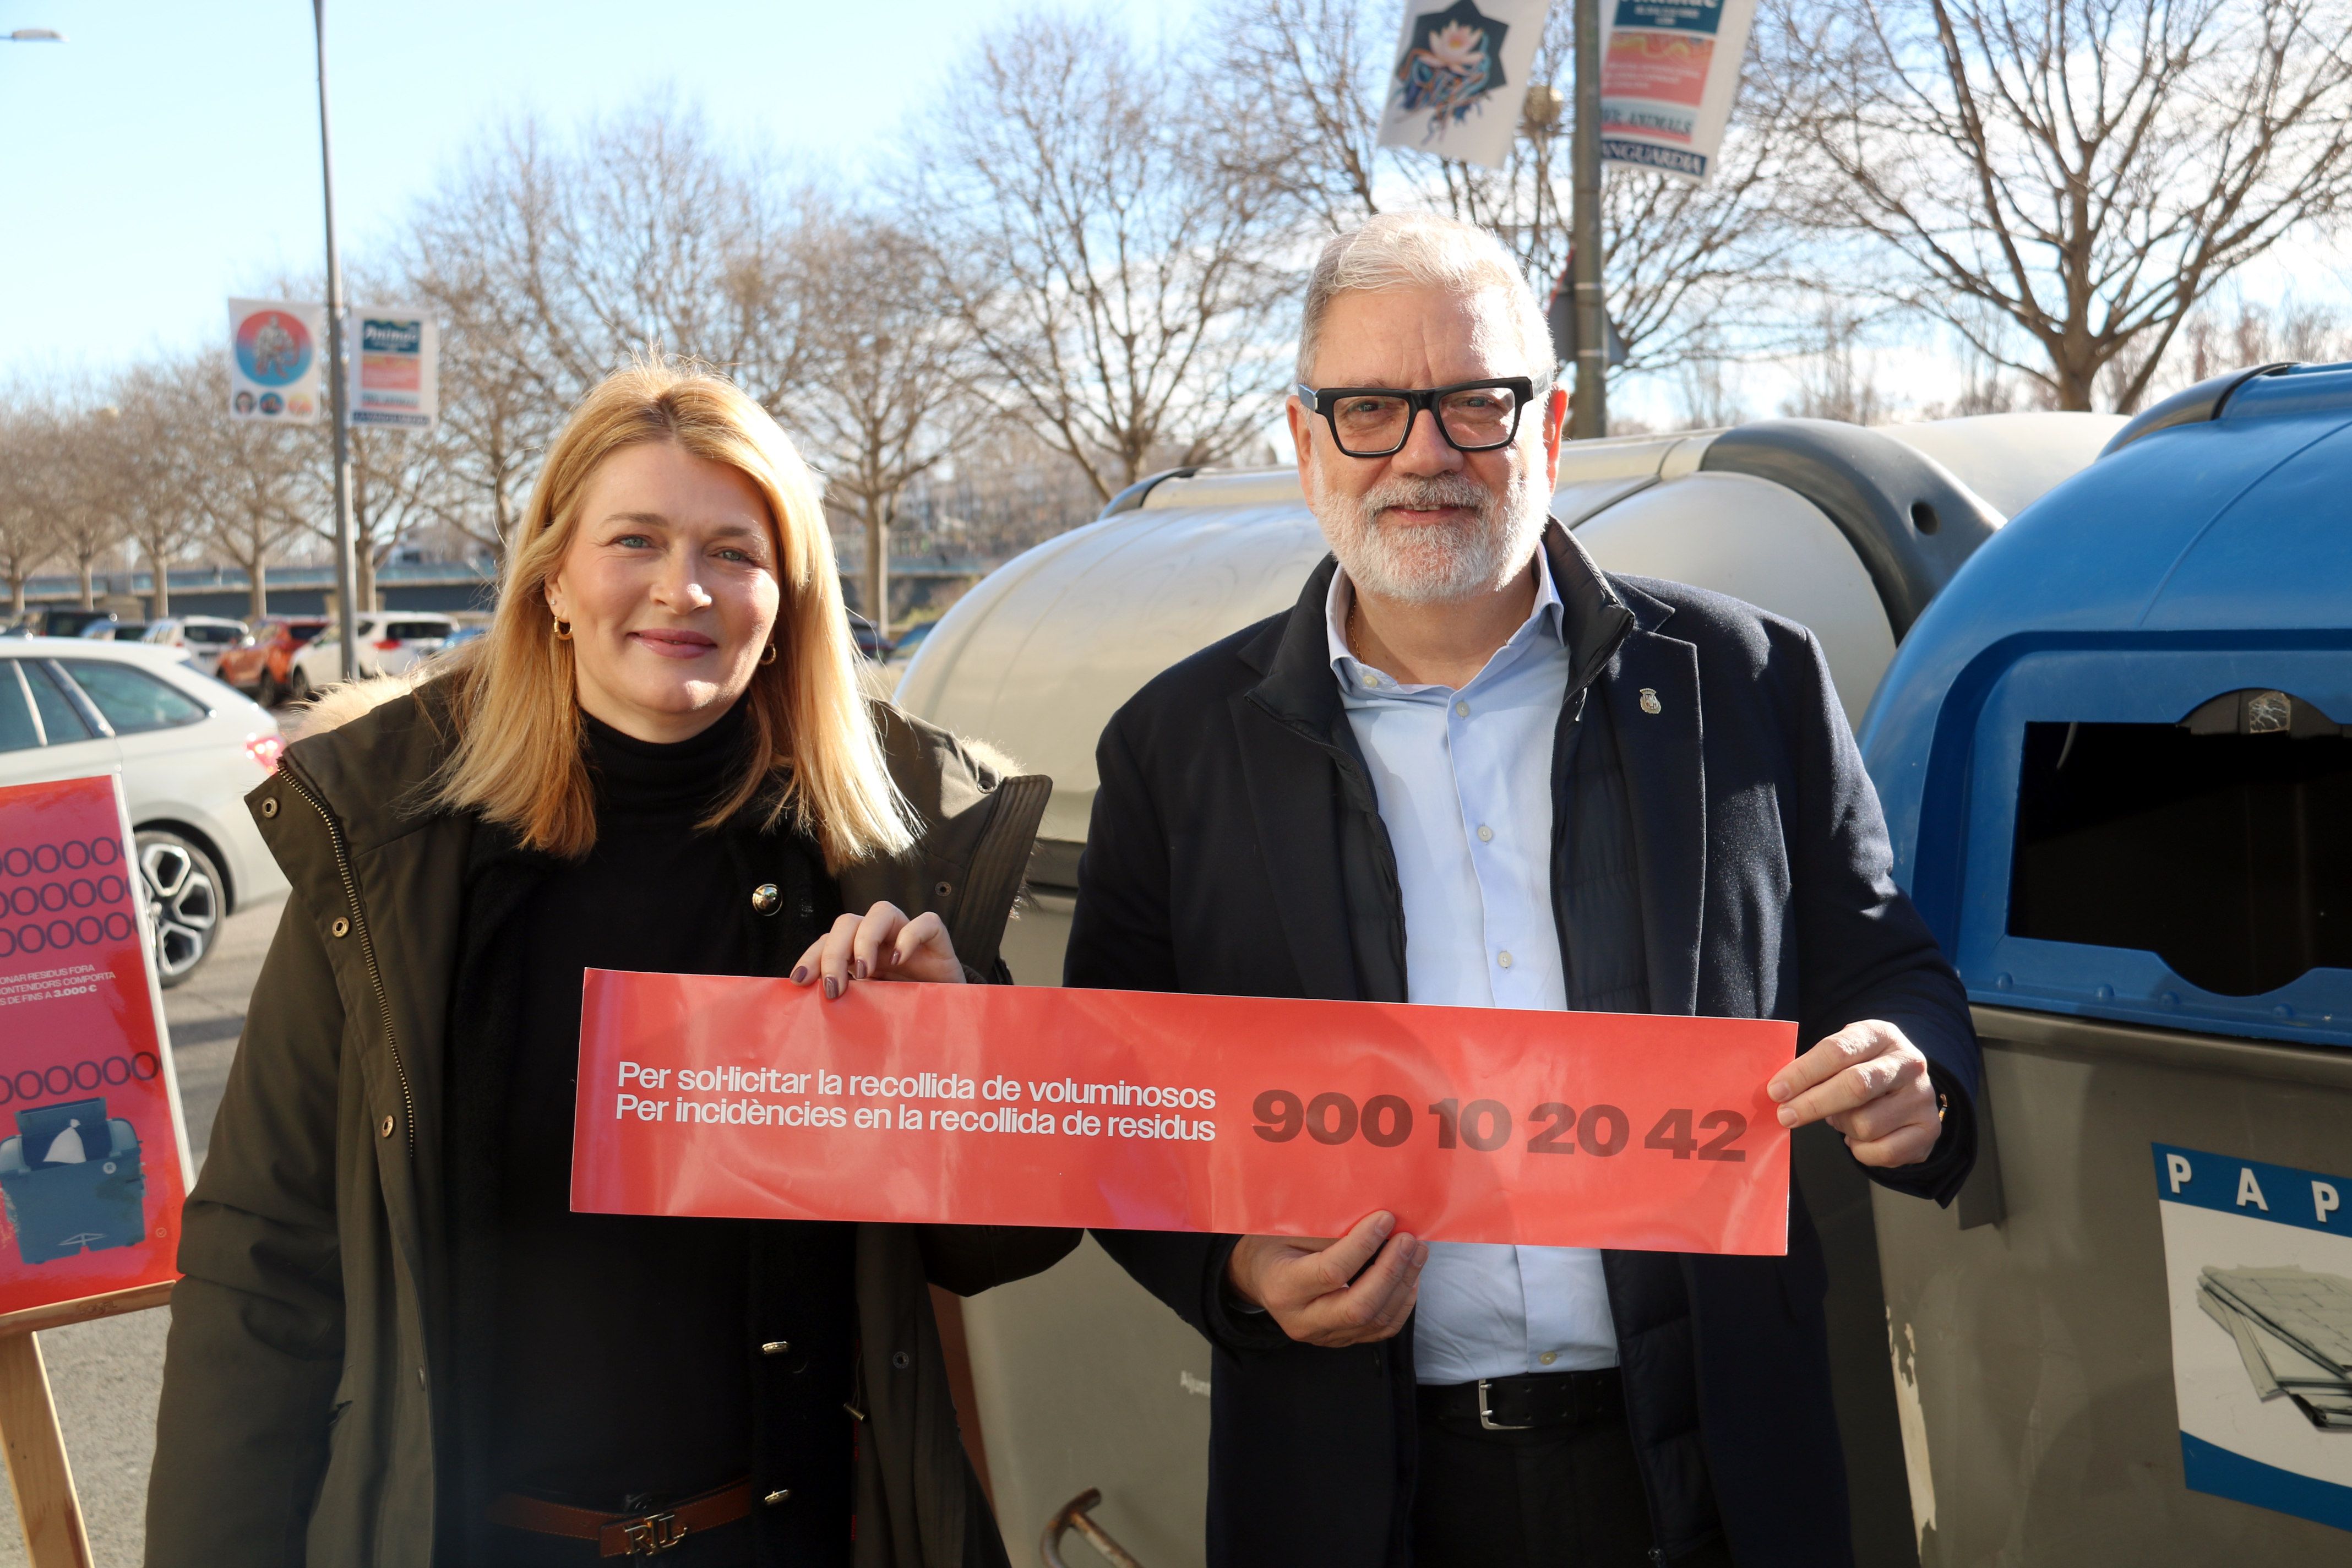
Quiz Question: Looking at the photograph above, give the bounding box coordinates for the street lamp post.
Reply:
[312,1,361,680]
[1570,0,1609,438]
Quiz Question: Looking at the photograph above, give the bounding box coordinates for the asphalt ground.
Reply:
[0,898,277,1567]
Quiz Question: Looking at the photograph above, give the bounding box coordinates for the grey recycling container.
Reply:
[1858,362,2352,1562]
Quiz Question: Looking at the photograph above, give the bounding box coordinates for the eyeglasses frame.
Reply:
[1293,376,1547,458]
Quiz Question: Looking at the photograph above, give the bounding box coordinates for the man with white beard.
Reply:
[1068,211,1979,1568]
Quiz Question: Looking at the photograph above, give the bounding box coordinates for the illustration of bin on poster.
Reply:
[227,298,325,424]
[1599,0,1757,182]
[0,776,192,1321]
[350,309,439,431]
[2156,1145,2352,1532]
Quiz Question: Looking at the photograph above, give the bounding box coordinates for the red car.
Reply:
[215,617,329,705]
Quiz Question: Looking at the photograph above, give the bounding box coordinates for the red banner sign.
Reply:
[0,775,189,1321]
[571,973,1795,1255]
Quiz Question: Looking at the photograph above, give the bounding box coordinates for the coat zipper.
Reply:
[278,761,416,1158]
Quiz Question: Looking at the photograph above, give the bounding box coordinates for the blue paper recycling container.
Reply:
[1857,363,2352,1561]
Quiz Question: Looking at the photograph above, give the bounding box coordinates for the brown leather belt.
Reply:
[487,1478,753,1558]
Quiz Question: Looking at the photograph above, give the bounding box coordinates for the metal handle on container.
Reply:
[1041,1488,1145,1568]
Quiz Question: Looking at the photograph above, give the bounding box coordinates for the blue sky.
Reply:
[0,0,1186,379]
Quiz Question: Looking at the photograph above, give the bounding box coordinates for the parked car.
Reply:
[437,623,490,654]
[139,616,250,676]
[846,610,891,661]
[215,616,330,705]
[36,608,117,639]
[0,638,290,985]
[882,619,935,667]
[284,612,456,698]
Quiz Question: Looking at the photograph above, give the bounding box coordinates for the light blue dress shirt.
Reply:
[1326,567,1620,1384]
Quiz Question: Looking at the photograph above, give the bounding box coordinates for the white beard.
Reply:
[1308,461,1548,605]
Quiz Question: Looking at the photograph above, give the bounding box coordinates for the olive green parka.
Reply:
[145,677,1068,1568]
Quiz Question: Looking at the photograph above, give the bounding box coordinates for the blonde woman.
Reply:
[147,362,1070,1568]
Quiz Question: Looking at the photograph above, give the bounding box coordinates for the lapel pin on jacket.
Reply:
[1639,688,1662,715]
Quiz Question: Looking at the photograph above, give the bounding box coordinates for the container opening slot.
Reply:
[2007,711,2352,997]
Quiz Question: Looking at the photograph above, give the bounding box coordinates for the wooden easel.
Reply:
[0,1281,173,1568]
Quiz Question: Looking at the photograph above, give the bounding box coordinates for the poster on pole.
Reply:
[349,309,439,431]
[226,299,324,424]
[0,776,193,1329]
[1376,0,1556,171]
[1599,0,1757,182]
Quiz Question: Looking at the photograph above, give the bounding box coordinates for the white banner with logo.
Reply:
[1376,0,1556,170]
[1600,0,1756,182]
[350,309,439,431]
[226,300,325,424]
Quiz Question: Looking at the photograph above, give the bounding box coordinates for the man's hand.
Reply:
[1767,1020,1942,1168]
[1226,1211,1429,1347]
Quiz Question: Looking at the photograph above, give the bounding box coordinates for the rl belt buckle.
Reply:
[1476,1378,1534,1432]
[622,1511,688,1556]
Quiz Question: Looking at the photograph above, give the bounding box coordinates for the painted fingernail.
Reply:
[791,966,810,985]
[823,977,840,1000]
[854,959,870,981]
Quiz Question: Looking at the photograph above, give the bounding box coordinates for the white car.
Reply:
[139,616,251,677]
[285,612,456,698]
[0,638,290,985]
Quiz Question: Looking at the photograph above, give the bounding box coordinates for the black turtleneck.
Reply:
[481,703,846,1561]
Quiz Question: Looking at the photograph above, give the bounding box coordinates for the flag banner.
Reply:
[1599,0,1757,182]
[227,298,325,423]
[0,776,192,1324]
[1376,0,1556,171]
[571,972,1794,1254]
[350,309,439,431]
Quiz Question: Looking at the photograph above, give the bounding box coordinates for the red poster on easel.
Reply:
[573,971,1795,1256]
[0,775,190,1325]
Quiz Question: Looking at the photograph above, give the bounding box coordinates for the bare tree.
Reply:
[0,396,62,617]
[166,360,311,621]
[918,10,1296,502]
[783,206,978,639]
[103,358,216,620]
[1779,301,1897,422]
[1766,0,2352,411]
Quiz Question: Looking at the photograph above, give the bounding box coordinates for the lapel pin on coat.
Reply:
[1639,688,1663,715]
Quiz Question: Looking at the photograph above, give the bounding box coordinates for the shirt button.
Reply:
[1540,1351,1558,1366]
[1477,824,1494,842]
[1454,700,1471,717]
[1498,951,1513,970]
[1363,673,1381,688]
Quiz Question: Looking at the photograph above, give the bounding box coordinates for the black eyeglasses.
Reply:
[1295,377,1543,458]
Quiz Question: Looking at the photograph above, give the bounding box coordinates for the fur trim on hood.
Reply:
[286,669,434,741]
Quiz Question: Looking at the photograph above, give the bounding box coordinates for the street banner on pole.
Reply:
[1599,0,1757,181]
[349,309,439,431]
[226,299,325,424]
[1376,0,1558,171]
[572,971,1794,1254]
[0,776,192,1326]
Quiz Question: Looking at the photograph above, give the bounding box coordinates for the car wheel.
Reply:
[287,666,314,701]
[256,671,284,707]
[136,830,224,988]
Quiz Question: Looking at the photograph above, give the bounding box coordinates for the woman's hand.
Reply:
[790,901,965,998]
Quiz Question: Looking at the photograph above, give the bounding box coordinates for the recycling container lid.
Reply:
[1860,362,2352,1047]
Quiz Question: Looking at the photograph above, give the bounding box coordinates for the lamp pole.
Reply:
[313,0,360,680]
[1570,0,1609,438]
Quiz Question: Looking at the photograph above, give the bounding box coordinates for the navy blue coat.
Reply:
[1065,525,1979,1567]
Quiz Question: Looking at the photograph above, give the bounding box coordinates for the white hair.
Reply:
[1295,211,1558,386]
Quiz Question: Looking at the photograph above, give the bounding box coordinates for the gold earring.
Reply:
[759,643,778,666]
[552,617,572,641]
